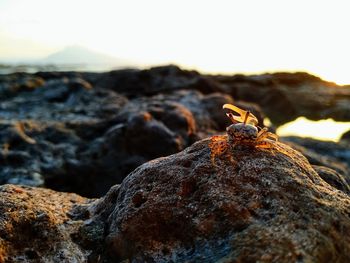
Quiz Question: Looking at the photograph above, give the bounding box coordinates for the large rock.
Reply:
[215,72,350,125]
[85,137,350,262]
[282,136,350,185]
[62,90,255,197]
[1,136,350,262]
[0,70,235,197]
[1,66,349,199]
[94,65,224,97]
[0,184,91,262]
[0,77,128,197]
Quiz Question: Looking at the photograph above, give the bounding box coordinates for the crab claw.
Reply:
[223,103,258,126]
[226,112,241,124]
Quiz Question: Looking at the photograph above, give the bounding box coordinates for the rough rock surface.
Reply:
[312,165,350,195]
[1,65,350,262]
[84,138,350,262]
[283,137,350,185]
[1,65,350,197]
[0,71,247,197]
[0,76,128,197]
[42,90,239,196]
[0,184,91,262]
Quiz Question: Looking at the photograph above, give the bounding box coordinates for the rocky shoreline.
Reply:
[1,65,350,262]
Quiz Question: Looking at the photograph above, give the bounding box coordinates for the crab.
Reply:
[209,103,278,165]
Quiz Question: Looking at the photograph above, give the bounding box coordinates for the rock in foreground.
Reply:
[1,137,350,262]
[89,137,350,262]
[0,185,91,262]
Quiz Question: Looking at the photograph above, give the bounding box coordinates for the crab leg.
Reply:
[256,140,275,149]
[267,132,278,141]
[209,136,229,165]
[257,127,268,137]
[256,129,278,142]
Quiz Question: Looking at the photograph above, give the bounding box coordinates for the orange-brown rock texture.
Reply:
[0,185,91,262]
[1,137,350,262]
[1,66,350,262]
[85,138,350,262]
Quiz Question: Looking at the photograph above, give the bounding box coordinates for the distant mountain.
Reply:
[41,46,134,68]
[0,46,137,73]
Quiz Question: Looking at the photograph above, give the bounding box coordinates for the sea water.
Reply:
[277,117,350,142]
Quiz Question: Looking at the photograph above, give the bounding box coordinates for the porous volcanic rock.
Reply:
[0,184,91,262]
[59,93,199,197]
[60,90,261,197]
[86,137,350,262]
[1,65,350,199]
[0,79,128,197]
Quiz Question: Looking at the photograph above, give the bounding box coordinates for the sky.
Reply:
[0,0,350,84]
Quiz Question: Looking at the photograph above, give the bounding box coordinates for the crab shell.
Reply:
[226,123,258,144]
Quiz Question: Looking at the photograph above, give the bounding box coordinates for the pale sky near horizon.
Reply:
[1,0,350,84]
